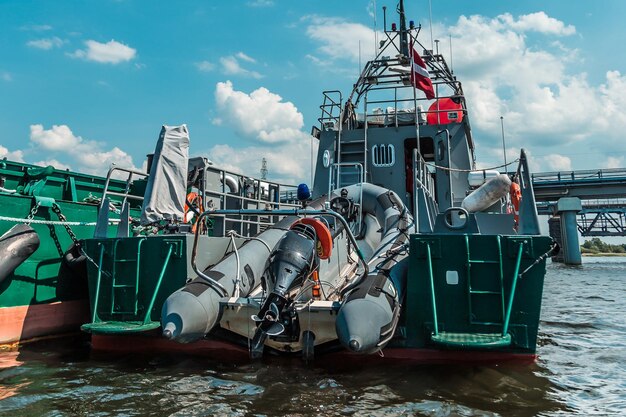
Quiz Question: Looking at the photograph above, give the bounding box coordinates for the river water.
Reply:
[1,258,624,416]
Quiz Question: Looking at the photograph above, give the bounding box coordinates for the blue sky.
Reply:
[1,0,626,184]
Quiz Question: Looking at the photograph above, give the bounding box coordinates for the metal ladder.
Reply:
[426,238,526,349]
[82,239,175,334]
[109,238,146,315]
[466,235,506,327]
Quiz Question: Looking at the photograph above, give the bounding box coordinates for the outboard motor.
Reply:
[250,221,319,358]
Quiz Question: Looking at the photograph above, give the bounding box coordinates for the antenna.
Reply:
[382,6,387,32]
[428,0,434,51]
[373,0,378,55]
[261,157,268,180]
[449,34,453,73]
[398,0,409,57]
[500,116,508,174]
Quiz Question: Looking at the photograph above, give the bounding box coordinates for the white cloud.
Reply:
[208,141,316,185]
[235,52,256,63]
[70,40,136,64]
[20,24,52,32]
[214,80,304,143]
[541,154,572,171]
[219,55,262,79]
[247,0,274,7]
[0,145,24,162]
[210,81,316,183]
[603,156,624,169]
[421,12,626,172]
[30,124,80,151]
[26,37,65,50]
[28,124,136,175]
[501,12,576,36]
[195,60,215,72]
[32,159,71,171]
[305,16,377,63]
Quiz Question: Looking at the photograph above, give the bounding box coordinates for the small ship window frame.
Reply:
[371,144,395,168]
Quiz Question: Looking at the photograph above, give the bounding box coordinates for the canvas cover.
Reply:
[140,125,190,225]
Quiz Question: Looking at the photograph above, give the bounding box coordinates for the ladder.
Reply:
[426,238,526,349]
[81,239,176,334]
[109,238,146,315]
[466,235,505,327]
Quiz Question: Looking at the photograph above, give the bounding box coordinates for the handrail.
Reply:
[90,243,106,324]
[502,243,524,337]
[99,165,149,210]
[532,168,626,183]
[426,243,439,336]
[190,208,369,299]
[142,243,174,325]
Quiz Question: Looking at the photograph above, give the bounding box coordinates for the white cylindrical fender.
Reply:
[468,170,500,187]
[461,174,511,213]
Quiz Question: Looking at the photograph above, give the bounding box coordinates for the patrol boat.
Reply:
[82,1,555,363]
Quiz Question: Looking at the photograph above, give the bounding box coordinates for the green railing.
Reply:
[427,237,525,349]
[82,240,175,334]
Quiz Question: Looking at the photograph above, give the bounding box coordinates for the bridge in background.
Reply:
[532,168,626,236]
[529,168,626,264]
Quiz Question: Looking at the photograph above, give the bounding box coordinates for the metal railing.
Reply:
[532,168,626,184]
[190,208,370,299]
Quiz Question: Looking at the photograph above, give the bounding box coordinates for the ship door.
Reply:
[404,137,435,212]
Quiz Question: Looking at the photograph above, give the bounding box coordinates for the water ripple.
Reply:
[1,258,625,416]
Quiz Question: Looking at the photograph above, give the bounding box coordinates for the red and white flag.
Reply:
[410,44,435,99]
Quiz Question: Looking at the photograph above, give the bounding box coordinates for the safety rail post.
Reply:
[133,238,146,314]
[412,149,419,233]
[502,242,524,337]
[91,243,106,324]
[141,243,174,325]
[426,243,439,336]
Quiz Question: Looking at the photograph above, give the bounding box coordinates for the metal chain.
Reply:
[51,203,79,245]
[48,224,64,256]
[79,245,113,280]
[25,201,41,225]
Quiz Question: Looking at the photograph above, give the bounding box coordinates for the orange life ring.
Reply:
[292,217,333,260]
[510,182,521,224]
[184,192,203,232]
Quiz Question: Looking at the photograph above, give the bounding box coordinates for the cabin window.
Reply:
[371,144,395,167]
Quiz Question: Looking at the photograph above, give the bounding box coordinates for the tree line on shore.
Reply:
[581,238,626,254]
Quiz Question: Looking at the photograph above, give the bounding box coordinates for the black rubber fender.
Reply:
[0,224,40,285]
[63,242,86,270]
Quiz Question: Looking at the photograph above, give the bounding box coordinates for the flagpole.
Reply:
[411,35,421,233]
[410,37,421,157]
[500,116,508,174]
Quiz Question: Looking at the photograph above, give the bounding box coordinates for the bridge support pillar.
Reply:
[554,197,583,265]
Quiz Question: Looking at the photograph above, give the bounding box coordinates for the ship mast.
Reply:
[398,0,409,58]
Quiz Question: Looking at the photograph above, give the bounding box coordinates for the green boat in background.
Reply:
[0,159,145,346]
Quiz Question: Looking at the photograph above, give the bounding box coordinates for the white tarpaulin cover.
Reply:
[140,125,189,225]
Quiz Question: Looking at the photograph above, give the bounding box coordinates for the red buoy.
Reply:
[426,97,464,125]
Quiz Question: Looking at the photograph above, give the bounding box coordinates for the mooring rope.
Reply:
[421,158,520,173]
[0,215,119,226]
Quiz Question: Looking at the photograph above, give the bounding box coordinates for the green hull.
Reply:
[402,234,553,354]
[81,230,553,359]
[0,160,143,343]
[81,234,237,334]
